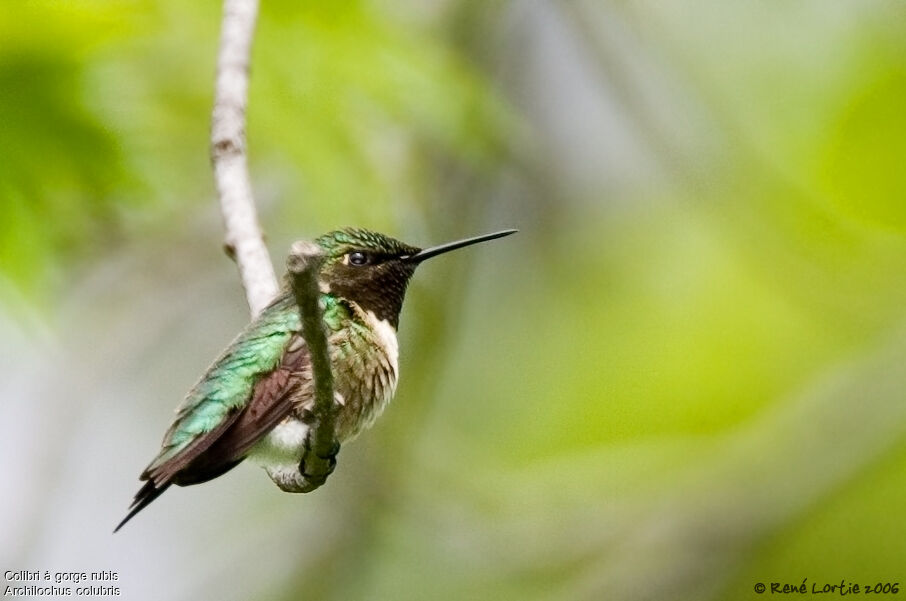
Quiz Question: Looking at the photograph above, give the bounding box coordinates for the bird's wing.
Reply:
[161,339,312,486]
[116,293,309,532]
[142,292,303,485]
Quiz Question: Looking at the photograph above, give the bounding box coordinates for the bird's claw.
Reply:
[298,437,340,490]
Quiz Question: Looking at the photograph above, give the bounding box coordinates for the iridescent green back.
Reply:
[147,293,300,471]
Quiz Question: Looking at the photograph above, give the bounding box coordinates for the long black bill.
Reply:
[403,229,518,264]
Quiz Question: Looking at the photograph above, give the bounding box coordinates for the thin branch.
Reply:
[211,0,279,317]
[287,241,339,493]
[211,0,339,491]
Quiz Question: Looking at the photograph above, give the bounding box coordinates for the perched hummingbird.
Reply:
[115,227,516,532]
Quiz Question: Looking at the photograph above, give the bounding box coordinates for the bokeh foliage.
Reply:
[0,0,507,303]
[2,2,906,601]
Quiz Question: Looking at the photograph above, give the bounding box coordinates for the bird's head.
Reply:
[312,227,517,328]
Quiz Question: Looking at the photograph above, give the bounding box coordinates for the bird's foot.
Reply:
[297,438,341,492]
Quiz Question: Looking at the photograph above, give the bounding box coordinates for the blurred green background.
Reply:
[2,1,906,600]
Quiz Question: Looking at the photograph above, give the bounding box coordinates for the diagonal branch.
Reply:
[211,0,279,317]
[287,242,339,492]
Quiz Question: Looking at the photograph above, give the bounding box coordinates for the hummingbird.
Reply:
[115,227,517,532]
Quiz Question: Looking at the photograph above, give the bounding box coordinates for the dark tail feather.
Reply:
[114,480,171,533]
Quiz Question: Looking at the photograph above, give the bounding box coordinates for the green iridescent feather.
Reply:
[145,291,353,470]
[147,293,301,469]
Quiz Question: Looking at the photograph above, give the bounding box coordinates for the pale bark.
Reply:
[211,0,278,317]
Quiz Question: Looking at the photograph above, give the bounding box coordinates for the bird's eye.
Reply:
[348,251,369,266]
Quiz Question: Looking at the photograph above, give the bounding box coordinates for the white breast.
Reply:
[251,308,400,477]
[365,310,399,377]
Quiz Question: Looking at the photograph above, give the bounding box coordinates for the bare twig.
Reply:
[211,0,279,317]
[286,241,339,492]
